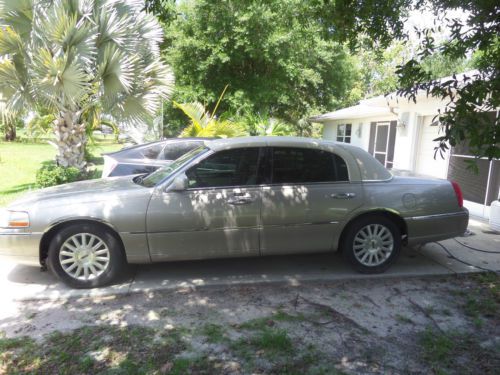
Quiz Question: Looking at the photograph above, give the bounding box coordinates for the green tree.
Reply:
[160,0,356,128]
[0,0,174,169]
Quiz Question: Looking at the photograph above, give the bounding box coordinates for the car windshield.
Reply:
[138,146,209,187]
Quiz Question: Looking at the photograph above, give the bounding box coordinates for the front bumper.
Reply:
[0,230,42,266]
[405,208,469,245]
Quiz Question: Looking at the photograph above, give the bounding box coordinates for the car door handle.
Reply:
[227,193,254,205]
[330,192,356,199]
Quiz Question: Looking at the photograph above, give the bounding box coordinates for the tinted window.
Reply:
[186,148,260,188]
[162,141,201,160]
[121,143,163,159]
[271,147,348,184]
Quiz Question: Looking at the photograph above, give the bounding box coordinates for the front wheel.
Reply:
[47,223,126,288]
[342,216,402,274]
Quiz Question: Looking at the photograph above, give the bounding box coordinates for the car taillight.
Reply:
[450,180,463,208]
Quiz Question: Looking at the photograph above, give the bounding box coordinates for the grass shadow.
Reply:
[1,183,36,195]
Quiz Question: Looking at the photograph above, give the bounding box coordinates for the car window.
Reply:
[141,143,163,159]
[161,141,202,160]
[140,146,209,187]
[186,148,260,188]
[271,147,349,184]
[121,143,163,159]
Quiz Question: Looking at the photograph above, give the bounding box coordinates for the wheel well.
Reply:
[338,210,408,251]
[39,219,127,264]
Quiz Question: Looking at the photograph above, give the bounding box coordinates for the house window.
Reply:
[337,124,352,143]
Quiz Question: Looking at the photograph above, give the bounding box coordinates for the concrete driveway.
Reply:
[1,218,499,302]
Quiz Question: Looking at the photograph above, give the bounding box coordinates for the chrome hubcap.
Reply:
[59,233,110,281]
[353,224,394,267]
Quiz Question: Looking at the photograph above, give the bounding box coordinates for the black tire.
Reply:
[342,215,402,274]
[47,223,126,288]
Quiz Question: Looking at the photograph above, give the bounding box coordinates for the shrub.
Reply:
[36,164,84,188]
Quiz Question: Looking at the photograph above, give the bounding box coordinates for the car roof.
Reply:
[204,136,349,152]
[104,137,212,156]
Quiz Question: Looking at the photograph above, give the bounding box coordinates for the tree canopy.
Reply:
[149,0,498,160]
[160,0,357,129]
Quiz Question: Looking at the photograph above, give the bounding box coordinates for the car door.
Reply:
[260,147,364,255]
[146,147,263,261]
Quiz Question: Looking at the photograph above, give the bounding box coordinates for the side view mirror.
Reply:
[167,173,188,192]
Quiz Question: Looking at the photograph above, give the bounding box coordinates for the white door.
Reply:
[415,116,449,178]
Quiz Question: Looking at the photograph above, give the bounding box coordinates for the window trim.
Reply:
[336,124,352,143]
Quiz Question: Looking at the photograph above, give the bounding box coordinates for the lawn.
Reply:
[0,137,122,207]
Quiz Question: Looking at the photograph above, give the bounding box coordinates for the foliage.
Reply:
[0,0,174,169]
[1,115,22,141]
[242,112,295,136]
[36,163,84,188]
[159,0,357,130]
[26,113,55,141]
[175,101,247,138]
[393,2,500,160]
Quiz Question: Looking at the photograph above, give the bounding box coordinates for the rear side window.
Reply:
[162,141,202,160]
[271,147,349,184]
[186,148,260,188]
[120,143,163,159]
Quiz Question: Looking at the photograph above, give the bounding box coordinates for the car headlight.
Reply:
[0,210,30,228]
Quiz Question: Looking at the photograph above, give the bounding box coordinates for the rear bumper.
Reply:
[0,231,41,266]
[405,209,469,245]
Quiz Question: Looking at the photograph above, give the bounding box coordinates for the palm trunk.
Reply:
[53,111,87,170]
[4,121,16,141]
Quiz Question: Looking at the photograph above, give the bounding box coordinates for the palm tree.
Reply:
[175,85,247,138]
[175,101,247,138]
[0,0,174,169]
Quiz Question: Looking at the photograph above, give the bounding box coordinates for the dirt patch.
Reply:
[1,273,499,374]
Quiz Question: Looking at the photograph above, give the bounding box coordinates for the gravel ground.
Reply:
[1,273,499,374]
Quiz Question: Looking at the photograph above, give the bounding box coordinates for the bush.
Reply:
[36,164,84,188]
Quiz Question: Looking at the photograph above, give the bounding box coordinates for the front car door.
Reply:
[260,146,364,255]
[146,147,263,261]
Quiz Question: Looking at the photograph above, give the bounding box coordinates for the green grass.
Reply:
[0,325,187,374]
[0,138,121,207]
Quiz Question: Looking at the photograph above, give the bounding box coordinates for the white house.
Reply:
[310,72,500,219]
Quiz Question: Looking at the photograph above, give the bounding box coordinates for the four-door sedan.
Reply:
[101,138,212,177]
[0,137,468,288]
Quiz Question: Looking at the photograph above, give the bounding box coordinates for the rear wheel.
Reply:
[47,223,126,288]
[342,215,401,274]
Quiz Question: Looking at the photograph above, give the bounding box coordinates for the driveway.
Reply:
[1,218,499,302]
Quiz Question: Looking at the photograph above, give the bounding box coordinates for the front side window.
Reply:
[140,146,208,187]
[186,148,260,188]
[337,124,352,143]
[271,147,349,184]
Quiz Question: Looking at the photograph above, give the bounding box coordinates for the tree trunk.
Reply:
[4,122,16,141]
[53,111,87,170]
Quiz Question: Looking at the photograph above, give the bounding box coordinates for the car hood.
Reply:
[8,176,146,209]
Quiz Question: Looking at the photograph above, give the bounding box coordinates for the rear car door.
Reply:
[260,147,364,255]
[146,147,263,261]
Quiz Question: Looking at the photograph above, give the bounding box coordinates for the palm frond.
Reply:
[0,26,22,55]
[98,44,135,96]
[39,3,97,66]
[31,48,88,109]
[0,0,33,38]
[174,101,211,129]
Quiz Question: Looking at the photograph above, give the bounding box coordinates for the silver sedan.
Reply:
[0,137,468,288]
